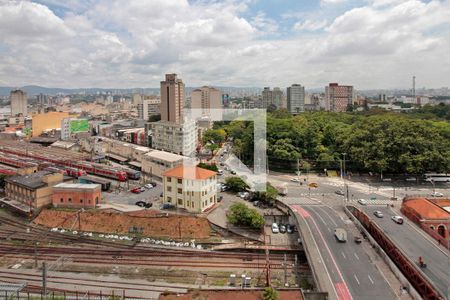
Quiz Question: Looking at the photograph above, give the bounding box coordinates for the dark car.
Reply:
[162,203,175,210]
[286,224,294,234]
[335,190,345,196]
[135,201,152,208]
[230,170,236,175]
[279,224,287,233]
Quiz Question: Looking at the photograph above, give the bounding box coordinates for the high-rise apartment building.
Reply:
[161,74,184,124]
[325,83,355,112]
[132,93,142,106]
[10,89,27,117]
[261,87,272,109]
[37,93,48,105]
[191,86,222,115]
[287,84,305,114]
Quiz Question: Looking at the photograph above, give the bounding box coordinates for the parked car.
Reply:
[279,224,287,234]
[131,187,141,194]
[391,215,404,224]
[406,177,416,182]
[161,203,175,210]
[271,223,279,234]
[309,182,319,188]
[357,199,367,205]
[135,201,152,208]
[139,187,146,192]
[252,201,259,207]
[220,162,225,166]
[430,192,444,197]
[286,224,294,234]
[354,236,362,244]
[335,190,345,196]
[230,170,236,175]
[374,211,384,218]
[290,178,300,183]
[144,184,154,189]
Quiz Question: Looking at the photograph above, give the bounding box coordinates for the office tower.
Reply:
[325,83,355,112]
[10,89,27,117]
[37,93,48,105]
[261,87,272,109]
[287,84,305,114]
[160,73,184,124]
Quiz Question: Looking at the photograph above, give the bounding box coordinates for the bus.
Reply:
[424,173,450,183]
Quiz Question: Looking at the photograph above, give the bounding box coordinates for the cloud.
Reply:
[0,0,449,89]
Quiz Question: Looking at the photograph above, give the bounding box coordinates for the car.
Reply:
[335,190,345,196]
[271,223,279,234]
[309,182,319,188]
[430,192,444,197]
[230,170,236,175]
[354,236,362,244]
[131,187,141,194]
[238,191,249,199]
[219,162,225,166]
[357,199,367,205]
[279,224,287,234]
[252,201,259,207]
[218,196,223,202]
[139,187,146,192]
[217,170,224,176]
[135,201,152,208]
[161,203,175,210]
[290,178,300,183]
[144,184,154,189]
[406,177,417,182]
[374,211,384,218]
[286,224,294,234]
[391,215,404,224]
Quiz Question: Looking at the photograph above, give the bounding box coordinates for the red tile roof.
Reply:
[162,166,216,180]
[403,198,450,220]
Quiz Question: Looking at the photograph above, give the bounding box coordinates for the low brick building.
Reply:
[52,183,101,209]
[4,171,65,213]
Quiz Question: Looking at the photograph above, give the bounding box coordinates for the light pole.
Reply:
[342,153,347,179]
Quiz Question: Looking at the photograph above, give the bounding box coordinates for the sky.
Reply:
[0,0,450,89]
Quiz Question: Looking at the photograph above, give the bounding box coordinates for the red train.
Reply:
[64,167,87,178]
[0,154,37,169]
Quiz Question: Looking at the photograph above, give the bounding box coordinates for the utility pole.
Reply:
[42,262,47,295]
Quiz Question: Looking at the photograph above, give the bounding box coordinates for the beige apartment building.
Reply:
[191,86,222,116]
[10,89,28,117]
[162,166,217,213]
[141,150,185,179]
[161,74,184,124]
[325,83,355,112]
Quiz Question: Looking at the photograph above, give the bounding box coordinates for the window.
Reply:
[167,177,171,182]
[68,198,72,202]
[95,197,98,204]
[177,188,182,194]
[60,198,63,203]
[167,196,172,203]
[177,179,182,184]
[178,198,183,205]
[167,186,172,192]
[80,199,83,203]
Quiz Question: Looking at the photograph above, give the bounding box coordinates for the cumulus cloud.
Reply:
[0,0,449,89]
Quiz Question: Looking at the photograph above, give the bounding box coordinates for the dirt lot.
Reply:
[33,209,211,239]
[159,289,303,300]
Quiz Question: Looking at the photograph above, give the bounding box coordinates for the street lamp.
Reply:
[342,153,347,179]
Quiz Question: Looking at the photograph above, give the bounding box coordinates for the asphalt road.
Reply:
[362,206,450,298]
[297,204,395,300]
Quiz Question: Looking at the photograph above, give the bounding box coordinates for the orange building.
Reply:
[32,111,71,137]
[52,183,101,209]
[401,197,450,241]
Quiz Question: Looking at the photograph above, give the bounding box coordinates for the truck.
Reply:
[334,228,347,243]
[276,183,288,196]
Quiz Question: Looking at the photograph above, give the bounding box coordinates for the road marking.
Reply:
[318,206,338,227]
[327,227,331,233]
[308,206,328,226]
[353,253,359,260]
[290,205,310,218]
[354,274,360,285]
[341,251,346,259]
[368,274,374,284]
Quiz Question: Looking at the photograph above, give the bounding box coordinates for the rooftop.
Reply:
[145,150,186,162]
[54,183,101,190]
[162,166,216,180]
[6,171,54,189]
[403,197,450,220]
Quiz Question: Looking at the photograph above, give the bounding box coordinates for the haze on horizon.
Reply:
[1,0,450,90]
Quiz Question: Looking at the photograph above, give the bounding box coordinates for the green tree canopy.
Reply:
[227,202,265,229]
[225,176,249,192]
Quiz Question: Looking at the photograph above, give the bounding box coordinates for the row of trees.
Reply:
[208,110,450,174]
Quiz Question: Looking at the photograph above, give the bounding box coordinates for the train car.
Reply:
[122,168,141,180]
[78,175,111,191]
[43,166,66,174]
[64,167,87,178]
[0,169,17,176]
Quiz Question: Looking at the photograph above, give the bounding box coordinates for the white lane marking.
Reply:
[354,274,360,285]
[341,251,346,259]
[327,227,331,233]
[318,206,338,227]
[308,206,328,226]
[354,252,359,260]
[368,274,374,284]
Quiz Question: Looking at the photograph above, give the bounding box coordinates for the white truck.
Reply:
[276,183,288,196]
[334,228,347,243]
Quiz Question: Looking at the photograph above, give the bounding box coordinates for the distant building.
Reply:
[32,111,70,137]
[10,89,27,117]
[272,87,284,108]
[191,86,222,116]
[325,83,355,112]
[138,98,161,120]
[61,118,89,141]
[132,93,142,106]
[162,165,217,213]
[161,74,184,124]
[287,84,305,114]
[261,87,272,109]
[37,93,48,105]
[5,171,64,212]
[52,183,101,209]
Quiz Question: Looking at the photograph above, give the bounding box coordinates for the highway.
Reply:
[292,204,396,300]
[362,206,450,298]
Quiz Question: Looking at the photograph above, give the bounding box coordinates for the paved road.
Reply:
[293,204,396,300]
[362,206,450,298]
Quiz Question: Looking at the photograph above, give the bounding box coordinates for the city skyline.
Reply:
[0,0,450,89]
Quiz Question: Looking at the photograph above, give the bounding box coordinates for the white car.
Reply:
[271,223,279,234]
[373,211,384,218]
[144,184,154,189]
[430,192,444,197]
[391,215,404,224]
[290,178,300,183]
[357,199,367,205]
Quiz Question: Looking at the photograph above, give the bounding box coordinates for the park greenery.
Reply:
[252,183,278,204]
[262,287,279,300]
[208,109,450,174]
[197,162,219,172]
[225,176,249,192]
[227,202,265,229]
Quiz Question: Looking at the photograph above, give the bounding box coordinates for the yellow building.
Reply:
[32,111,71,137]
